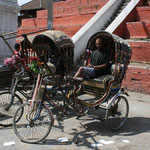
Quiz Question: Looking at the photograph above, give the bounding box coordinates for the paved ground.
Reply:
[0,91,150,150]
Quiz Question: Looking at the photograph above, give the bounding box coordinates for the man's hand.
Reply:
[87,64,94,68]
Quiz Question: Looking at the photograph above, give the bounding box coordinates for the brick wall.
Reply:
[18,0,109,36]
[113,0,150,94]
[129,41,150,63]
[123,67,150,94]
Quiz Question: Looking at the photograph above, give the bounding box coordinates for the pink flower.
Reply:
[12,55,21,65]
[4,57,13,66]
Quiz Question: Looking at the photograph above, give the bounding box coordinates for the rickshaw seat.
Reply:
[82,63,115,96]
[82,74,113,89]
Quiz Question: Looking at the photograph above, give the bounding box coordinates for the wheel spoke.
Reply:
[0,92,23,126]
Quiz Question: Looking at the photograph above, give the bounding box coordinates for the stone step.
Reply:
[129,62,150,69]
[125,21,150,39]
[128,40,150,63]
[54,24,83,37]
[18,24,83,37]
[21,18,47,28]
[135,7,150,21]
[21,14,93,27]
[36,0,108,18]
[53,14,94,26]
[17,27,47,35]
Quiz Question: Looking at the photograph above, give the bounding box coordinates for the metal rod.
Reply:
[47,0,53,30]
[1,31,18,37]
[4,28,48,40]
[1,35,14,53]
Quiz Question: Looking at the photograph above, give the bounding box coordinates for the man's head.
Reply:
[14,43,20,52]
[95,38,102,50]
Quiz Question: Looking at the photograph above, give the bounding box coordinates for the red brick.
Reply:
[123,67,150,94]
[54,24,83,37]
[18,24,82,37]
[129,41,150,63]
[37,0,109,18]
[53,14,94,26]
[37,10,47,18]
[114,0,145,38]
[17,27,47,35]
[22,18,47,28]
[136,7,150,21]
[20,0,109,34]
[22,18,36,27]
[35,18,47,27]
[125,22,150,38]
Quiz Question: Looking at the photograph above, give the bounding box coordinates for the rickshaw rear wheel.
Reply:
[106,95,129,130]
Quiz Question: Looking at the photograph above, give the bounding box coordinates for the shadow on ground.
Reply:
[38,116,150,149]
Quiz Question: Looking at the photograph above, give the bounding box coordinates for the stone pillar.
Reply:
[0,0,20,65]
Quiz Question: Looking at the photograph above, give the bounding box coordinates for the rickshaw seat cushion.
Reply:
[82,74,113,89]
[82,63,115,93]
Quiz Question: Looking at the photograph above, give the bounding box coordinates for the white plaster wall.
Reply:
[72,0,124,64]
[0,0,20,65]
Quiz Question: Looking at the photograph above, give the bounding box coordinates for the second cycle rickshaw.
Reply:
[13,30,74,143]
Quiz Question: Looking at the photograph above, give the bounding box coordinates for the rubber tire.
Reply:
[0,91,23,127]
[13,102,53,144]
[106,96,129,130]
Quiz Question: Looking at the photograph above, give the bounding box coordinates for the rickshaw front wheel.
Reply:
[106,95,129,130]
[13,102,53,144]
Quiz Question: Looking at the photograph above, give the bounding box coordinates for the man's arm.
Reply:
[88,63,108,69]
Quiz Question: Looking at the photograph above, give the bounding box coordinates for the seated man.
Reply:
[74,37,109,80]
[49,48,64,77]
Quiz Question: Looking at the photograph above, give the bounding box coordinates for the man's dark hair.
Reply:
[14,43,20,49]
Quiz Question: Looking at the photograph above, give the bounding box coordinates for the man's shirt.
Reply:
[90,49,109,75]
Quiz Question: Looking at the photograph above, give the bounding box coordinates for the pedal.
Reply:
[58,112,66,120]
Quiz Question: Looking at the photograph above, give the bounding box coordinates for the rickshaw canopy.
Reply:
[31,30,74,73]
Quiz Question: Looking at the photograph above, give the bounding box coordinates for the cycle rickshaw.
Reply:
[13,30,74,143]
[73,31,132,130]
[13,30,131,143]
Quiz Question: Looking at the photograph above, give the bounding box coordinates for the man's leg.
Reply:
[74,67,84,78]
